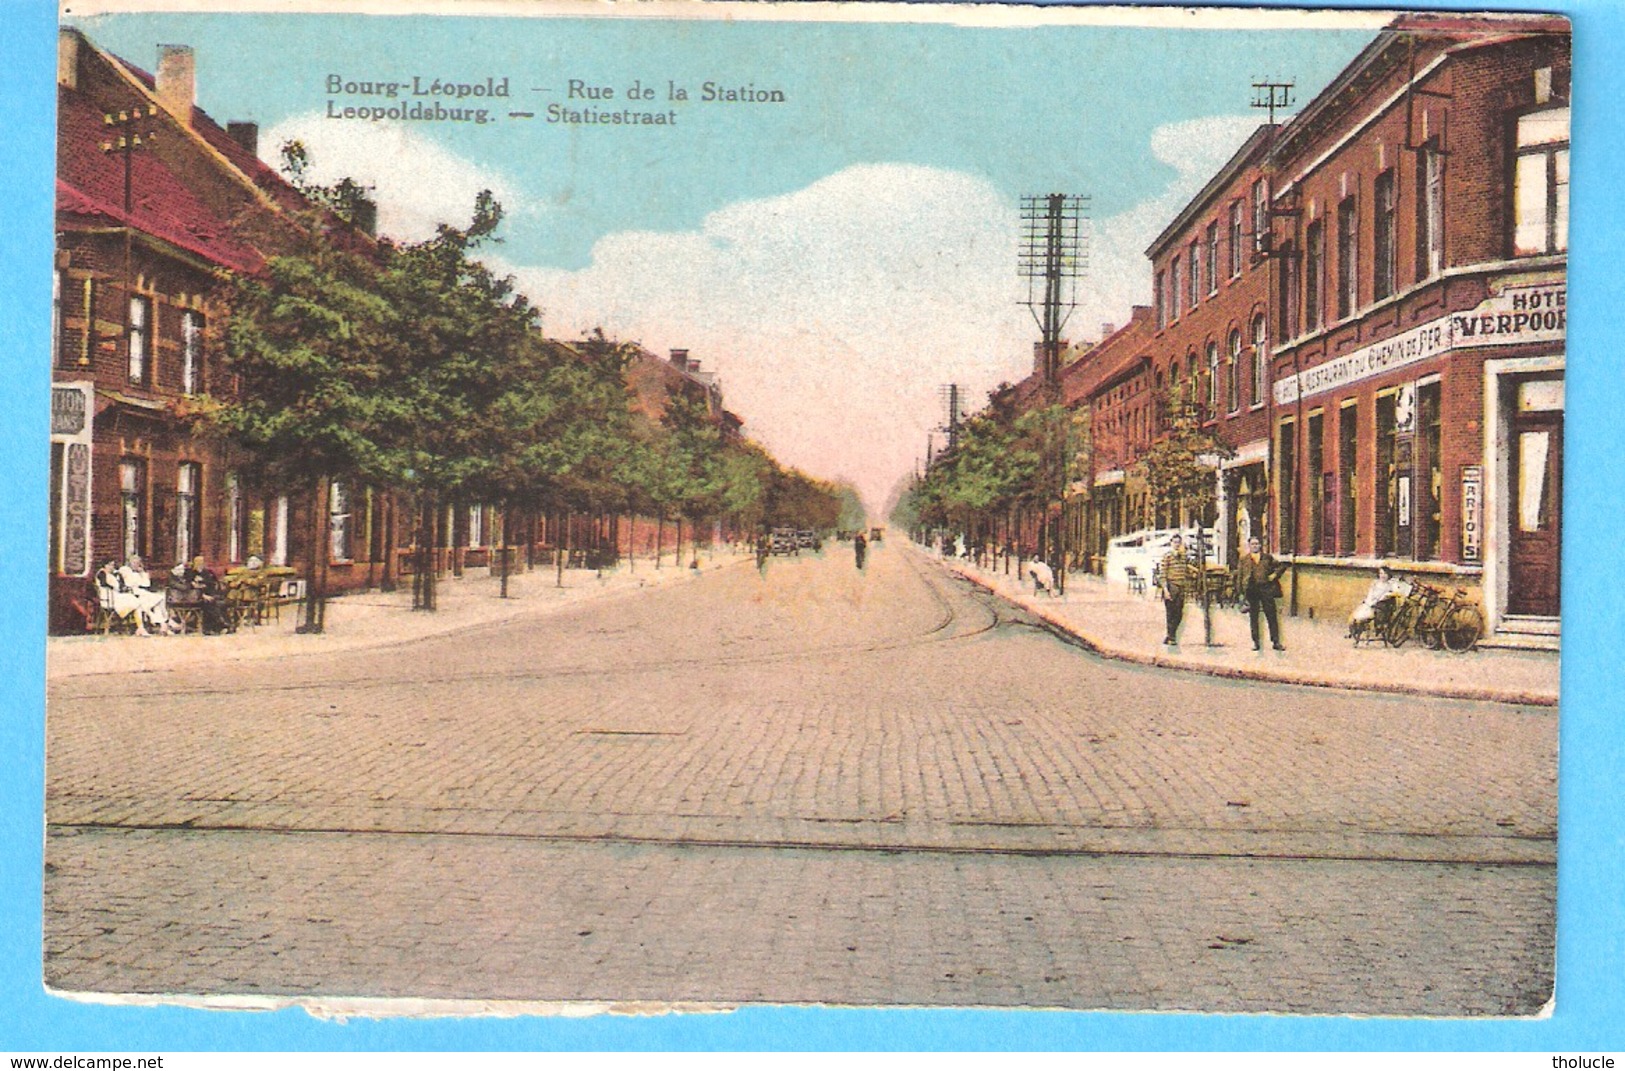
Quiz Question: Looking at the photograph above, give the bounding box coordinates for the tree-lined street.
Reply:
[45,543,1555,1013]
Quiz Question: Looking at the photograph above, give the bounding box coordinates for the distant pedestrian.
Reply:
[853,531,867,570]
[1025,558,1055,597]
[1158,535,1197,645]
[1234,535,1287,651]
[755,532,770,572]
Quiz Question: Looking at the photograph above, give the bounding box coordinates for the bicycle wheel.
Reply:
[1441,606,1484,652]
[1419,602,1447,650]
[1382,602,1415,648]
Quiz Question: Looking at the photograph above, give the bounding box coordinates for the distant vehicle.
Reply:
[869,527,884,542]
[770,527,799,555]
[1103,527,1217,589]
[796,529,820,550]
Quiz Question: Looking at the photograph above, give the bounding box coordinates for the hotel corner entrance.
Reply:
[1485,359,1564,635]
[1506,376,1563,617]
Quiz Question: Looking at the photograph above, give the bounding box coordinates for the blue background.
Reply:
[2,0,1620,1051]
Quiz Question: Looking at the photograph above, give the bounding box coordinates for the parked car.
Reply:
[1103,527,1217,590]
[770,528,799,555]
[796,529,821,551]
[869,527,884,543]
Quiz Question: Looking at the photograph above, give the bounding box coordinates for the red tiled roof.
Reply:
[113,54,311,215]
[57,82,265,274]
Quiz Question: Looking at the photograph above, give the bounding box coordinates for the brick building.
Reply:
[50,29,393,630]
[1064,309,1154,568]
[1145,125,1277,566]
[1263,13,1569,639]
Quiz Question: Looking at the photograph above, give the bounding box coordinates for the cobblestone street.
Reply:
[44,542,1557,1014]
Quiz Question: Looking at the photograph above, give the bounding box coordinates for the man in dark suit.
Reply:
[1234,535,1288,651]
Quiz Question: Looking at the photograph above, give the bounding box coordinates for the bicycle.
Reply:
[1382,582,1440,648]
[1419,585,1484,652]
[1380,581,1483,652]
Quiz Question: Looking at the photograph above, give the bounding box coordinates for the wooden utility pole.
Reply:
[1019,193,1089,594]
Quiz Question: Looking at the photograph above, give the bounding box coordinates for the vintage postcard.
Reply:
[42,0,1565,1018]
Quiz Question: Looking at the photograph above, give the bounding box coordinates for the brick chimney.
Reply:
[669,348,690,371]
[226,121,258,157]
[155,44,195,122]
[57,29,80,90]
[1101,322,1116,339]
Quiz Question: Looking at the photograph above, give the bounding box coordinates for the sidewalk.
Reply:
[938,552,1559,707]
[47,551,749,681]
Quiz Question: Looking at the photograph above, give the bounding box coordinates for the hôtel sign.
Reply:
[1274,279,1566,406]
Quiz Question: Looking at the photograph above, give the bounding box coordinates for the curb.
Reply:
[943,561,1558,709]
[47,554,753,682]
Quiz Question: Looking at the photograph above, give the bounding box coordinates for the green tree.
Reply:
[369,190,541,608]
[212,203,391,631]
[1138,398,1234,641]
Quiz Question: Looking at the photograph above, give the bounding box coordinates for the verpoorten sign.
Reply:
[1274,278,1566,406]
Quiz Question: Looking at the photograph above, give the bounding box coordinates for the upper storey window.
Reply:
[1228,201,1244,277]
[1513,107,1570,256]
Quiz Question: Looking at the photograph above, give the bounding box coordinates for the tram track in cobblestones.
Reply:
[46,813,1555,868]
[54,546,1006,703]
[44,543,1557,1012]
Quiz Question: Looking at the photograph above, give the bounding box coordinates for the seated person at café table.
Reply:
[168,558,231,634]
[116,555,178,636]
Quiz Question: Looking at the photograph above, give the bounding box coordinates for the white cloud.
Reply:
[259,114,531,243]
[502,164,1034,513]
[501,117,1263,514]
[276,114,1264,513]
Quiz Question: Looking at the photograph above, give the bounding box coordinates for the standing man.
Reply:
[1159,535,1198,646]
[853,530,868,570]
[1235,535,1288,652]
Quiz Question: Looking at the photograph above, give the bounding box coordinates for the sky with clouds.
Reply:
[74,6,1380,513]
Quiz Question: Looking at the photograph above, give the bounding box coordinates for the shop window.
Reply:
[1307,411,1325,554]
[1337,197,1359,320]
[120,457,146,562]
[1374,169,1397,300]
[1513,107,1569,256]
[175,462,200,566]
[128,295,151,385]
[1304,219,1324,331]
[1229,201,1244,277]
[227,474,243,563]
[1277,420,1297,555]
[1339,403,1359,556]
[330,481,354,562]
[1375,390,1415,559]
[1416,141,1444,278]
[181,310,204,395]
[1419,381,1442,560]
[271,494,290,567]
[49,444,64,574]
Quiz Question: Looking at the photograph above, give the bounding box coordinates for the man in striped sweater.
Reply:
[1159,535,1199,646]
